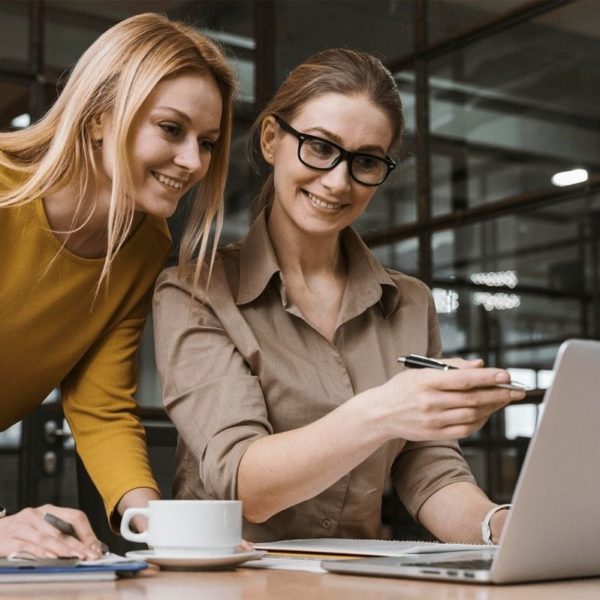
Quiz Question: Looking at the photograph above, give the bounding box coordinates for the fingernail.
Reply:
[510,390,526,400]
[90,540,108,555]
[44,551,58,558]
[496,372,510,384]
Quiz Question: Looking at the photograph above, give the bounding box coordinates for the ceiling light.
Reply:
[11,113,30,128]
[551,168,588,187]
[473,292,520,311]
[471,270,518,288]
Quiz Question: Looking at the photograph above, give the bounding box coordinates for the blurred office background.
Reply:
[1,0,598,540]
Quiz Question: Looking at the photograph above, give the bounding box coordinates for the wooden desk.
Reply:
[1,567,599,599]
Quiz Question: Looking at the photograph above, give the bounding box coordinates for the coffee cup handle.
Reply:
[120,507,149,543]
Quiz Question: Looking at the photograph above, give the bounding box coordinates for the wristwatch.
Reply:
[0,505,6,518]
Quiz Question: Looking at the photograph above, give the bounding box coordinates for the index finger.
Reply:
[425,367,511,391]
[37,506,97,546]
[443,357,484,369]
[42,512,76,536]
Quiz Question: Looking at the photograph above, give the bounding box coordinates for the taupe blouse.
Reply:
[153,210,475,541]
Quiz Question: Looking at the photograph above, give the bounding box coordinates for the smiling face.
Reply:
[262,92,393,239]
[99,71,223,219]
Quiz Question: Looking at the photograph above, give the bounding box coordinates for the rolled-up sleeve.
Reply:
[391,440,476,520]
[390,287,475,521]
[153,270,272,500]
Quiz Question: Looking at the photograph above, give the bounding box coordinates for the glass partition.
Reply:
[354,70,417,235]
[0,1,29,67]
[374,237,419,278]
[274,0,414,85]
[0,80,29,130]
[428,1,600,214]
[44,1,255,103]
[431,193,600,367]
[427,0,529,45]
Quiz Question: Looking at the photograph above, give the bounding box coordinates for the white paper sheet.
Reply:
[242,556,327,573]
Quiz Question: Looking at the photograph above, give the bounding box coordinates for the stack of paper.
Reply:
[243,538,493,573]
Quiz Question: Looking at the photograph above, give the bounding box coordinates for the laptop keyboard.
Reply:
[404,558,493,571]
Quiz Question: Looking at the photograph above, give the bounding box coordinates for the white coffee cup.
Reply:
[120,500,242,555]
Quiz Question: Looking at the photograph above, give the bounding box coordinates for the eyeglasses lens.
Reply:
[299,138,388,185]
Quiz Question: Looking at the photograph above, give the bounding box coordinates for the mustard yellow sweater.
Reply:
[0,168,171,523]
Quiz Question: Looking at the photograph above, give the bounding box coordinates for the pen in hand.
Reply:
[397,354,532,391]
[42,512,109,556]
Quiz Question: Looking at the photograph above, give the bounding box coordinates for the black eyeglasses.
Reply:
[274,115,396,186]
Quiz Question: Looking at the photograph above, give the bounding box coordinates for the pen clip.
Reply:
[398,354,454,370]
[410,354,448,368]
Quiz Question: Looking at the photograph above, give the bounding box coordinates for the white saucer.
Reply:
[125,549,265,570]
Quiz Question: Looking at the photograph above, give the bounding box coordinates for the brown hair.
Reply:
[248,48,404,217]
[0,13,235,293]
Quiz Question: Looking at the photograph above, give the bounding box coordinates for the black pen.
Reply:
[43,512,109,555]
[397,354,532,391]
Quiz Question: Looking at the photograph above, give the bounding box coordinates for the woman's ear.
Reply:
[89,113,106,145]
[260,115,278,166]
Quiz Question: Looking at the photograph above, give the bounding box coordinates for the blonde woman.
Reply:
[0,13,234,558]
[154,49,523,544]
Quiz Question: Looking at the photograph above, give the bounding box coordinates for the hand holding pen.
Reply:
[397,354,532,391]
[43,513,109,556]
[0,504,105,560]
[365,355,528,442]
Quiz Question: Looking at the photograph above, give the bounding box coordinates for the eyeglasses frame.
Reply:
[273,115,396,187]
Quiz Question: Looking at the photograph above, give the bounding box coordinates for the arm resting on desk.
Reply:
[417,481,508,544]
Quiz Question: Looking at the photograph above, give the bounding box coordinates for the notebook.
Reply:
[0,554,148,583]
[254,538,492,558]
[323,339,600,584]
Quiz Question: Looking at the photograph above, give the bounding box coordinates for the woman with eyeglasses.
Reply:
[0,13,234,558]
[153,49,525,543]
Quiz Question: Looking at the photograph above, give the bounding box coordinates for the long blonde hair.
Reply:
[249,48,404,218]
[0,12,235,290]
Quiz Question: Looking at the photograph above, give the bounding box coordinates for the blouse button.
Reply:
[320,518,332,529]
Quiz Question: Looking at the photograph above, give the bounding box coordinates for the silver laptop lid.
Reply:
[492,339,600,583]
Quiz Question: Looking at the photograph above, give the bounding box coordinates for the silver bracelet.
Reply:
[481,503,511,545]
[0,505,6,518]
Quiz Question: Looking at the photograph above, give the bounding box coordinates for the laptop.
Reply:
[323,339,600,584]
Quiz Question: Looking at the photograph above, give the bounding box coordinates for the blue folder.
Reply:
[0,560,148,583]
